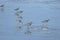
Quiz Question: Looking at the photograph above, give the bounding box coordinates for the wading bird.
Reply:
[0,4,4,7]
[25,22,32,27]
[42,19,50,23]
[18,16,23,19]
[0,4,4,11]
[16,20,22,23]
[14,8,19,11]
[41,19,50,26]
[16,26,22,29]
[16,26,22,31]
[15,8,23,14]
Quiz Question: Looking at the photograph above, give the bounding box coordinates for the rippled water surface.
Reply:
[0,0,60,40]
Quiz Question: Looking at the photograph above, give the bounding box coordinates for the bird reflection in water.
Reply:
[41,26,51,34]
[41,27,48,31]
[24,30,32,35]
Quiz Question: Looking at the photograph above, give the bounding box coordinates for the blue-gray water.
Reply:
[0,0,60,40]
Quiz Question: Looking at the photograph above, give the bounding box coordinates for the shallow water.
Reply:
[0,0,60,40]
